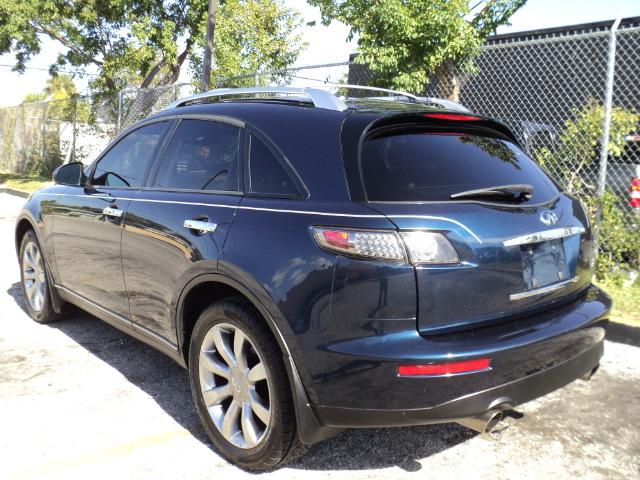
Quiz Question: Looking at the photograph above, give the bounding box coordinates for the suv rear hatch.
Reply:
[345,111,594,334]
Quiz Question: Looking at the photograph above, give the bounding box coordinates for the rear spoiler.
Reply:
[367,111,522,146]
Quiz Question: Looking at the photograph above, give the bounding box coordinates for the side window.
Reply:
[248,134,300,197]
[153,119,241,192]
[92,122,168,187]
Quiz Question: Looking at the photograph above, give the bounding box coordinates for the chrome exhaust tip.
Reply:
[456,409,504,433]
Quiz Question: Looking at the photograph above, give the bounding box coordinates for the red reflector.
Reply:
[322,230,349,249]
[423,113,481,121]
[397,358,491,377]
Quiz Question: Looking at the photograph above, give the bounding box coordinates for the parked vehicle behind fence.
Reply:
[15,86,610,470]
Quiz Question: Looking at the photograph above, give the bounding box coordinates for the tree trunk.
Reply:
[434,60,460,102]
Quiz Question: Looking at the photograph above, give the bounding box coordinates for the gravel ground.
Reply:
[0,193,639,480]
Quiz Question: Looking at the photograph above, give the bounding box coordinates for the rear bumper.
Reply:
[289,284,610,426]
[314,327,604,427]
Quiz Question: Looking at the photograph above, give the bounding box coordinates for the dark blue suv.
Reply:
[15,87,610,470]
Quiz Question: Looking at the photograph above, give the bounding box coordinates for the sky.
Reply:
[0,0,639,107]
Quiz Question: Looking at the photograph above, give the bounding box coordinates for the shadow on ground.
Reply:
[7,281,474,472]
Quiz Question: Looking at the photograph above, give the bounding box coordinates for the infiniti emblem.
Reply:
[540,211,558,226]
[231,376,242,393]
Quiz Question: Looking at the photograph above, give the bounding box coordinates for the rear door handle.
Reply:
[102,207,123,218]
[184,219,217,235]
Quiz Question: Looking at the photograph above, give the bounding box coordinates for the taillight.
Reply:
[312,228,406,261]
[400,231,459,264]
[397,358,491,377]
[311,227,459,264]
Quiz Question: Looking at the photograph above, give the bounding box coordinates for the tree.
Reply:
[189,0,305,88]
[0,0,305,97]
[308,0,526,99]
[0,0,208,95]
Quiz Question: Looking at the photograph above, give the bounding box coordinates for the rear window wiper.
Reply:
[450,184,533,201]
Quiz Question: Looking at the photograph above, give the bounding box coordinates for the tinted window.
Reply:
[248,135,300,196]
[153,120,241,192]
[93,122,168,187]
[361,130,559,202]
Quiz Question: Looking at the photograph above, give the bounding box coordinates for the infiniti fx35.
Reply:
[15,87,610,470]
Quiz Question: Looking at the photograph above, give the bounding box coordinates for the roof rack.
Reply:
[165,87,348,111]
[165,84,467,112]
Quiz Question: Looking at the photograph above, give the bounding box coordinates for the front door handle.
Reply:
[102,207,123,218]
[184,219,217,235]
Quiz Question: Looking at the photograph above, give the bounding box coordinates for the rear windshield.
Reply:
[361,130,559,203]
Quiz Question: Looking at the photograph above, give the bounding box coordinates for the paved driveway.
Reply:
[0,193,639,480]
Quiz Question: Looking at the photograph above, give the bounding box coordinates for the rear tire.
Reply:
[188,298,305,470]
[19,230,62,324]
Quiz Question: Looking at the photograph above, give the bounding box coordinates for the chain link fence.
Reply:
[1,19,638,244]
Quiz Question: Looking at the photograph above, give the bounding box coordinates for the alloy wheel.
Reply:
[198,322,271,449]
[22,241,46,312]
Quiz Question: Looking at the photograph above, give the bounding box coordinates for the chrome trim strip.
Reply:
[131,322,178,350]
[56,285,177,350]
[503,227,585,247]
[509,276,579,301]
[57,284,131,326]
[40,193,482,240]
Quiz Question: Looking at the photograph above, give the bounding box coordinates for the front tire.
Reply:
[19,230,61,324]
[188,299,304,470]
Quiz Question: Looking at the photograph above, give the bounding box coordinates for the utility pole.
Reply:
[200,0,218,92]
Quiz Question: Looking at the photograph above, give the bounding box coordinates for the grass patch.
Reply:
[0,173,52,193]
[596,280,640,327]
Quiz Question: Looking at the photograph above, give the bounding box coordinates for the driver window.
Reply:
[153,119,241,192]
[92,122,168,188]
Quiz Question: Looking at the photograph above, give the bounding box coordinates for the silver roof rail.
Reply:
[165,85,468,112]
[165,86,348,111]
[307,83,469,111]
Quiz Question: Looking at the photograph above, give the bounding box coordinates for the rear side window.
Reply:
[248,134,300,197]
[153,119,241,192]
[361,130,559,203]
[92,122,168,188]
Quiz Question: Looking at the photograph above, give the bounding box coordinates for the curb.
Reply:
[606,321,640,348]
[0,187,30,198]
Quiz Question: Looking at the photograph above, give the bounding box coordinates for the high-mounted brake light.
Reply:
[312,227,460,264]
[397,358,491,377]
[423,113,481,121]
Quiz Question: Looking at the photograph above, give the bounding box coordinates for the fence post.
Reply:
[172,83,178,102]
[116,89,124,133]
[593,18,621,259]
[41,103,48,169]
[71,96,77,163]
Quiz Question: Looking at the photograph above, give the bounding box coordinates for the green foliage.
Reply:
[0,0,305,96]
[537,99,639,194]
[190,0,305,87]
[307,0,526,95]
[0,0,208,94]
[534,100,640,281]
[594,191,640,282]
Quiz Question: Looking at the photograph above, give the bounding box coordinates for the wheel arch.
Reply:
[175,272,340,445]
[14,213,65,314]
[15,215,37,255]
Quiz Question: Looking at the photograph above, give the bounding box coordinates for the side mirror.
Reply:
[52,162,86,186]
